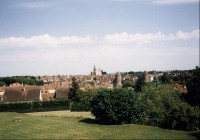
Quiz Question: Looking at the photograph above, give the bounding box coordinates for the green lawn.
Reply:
[0,111,198,139]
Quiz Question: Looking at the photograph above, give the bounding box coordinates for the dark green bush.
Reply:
[70,89,96,111]
[0,99,70,112]
[90,84,199,130]
[161,102,199,130]
[70,101,90,111]
[141,83,199,130]
[90,88,145,124]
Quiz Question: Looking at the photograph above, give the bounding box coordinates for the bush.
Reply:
[90,88,145,124]
[70,101,90,111]
[0,99,70,112]
[141,83,199,130]
[161,102,199,130]
[90,84,199,130]
[70,89,96,111]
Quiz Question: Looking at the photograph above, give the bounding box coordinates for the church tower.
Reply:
[144,70,149,83]
[114,72,122,88]
[93,65,96,75]
[91,65,102,75]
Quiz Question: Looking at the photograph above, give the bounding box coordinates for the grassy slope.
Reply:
[0,111,198,139]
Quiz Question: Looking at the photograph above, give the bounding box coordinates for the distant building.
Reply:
[91,65,102,76]
[55,88,69,99]
[173,83,187,94]
[0,87,5,101]
[3,85,42,102]
[114,72,122,88]
[143,70,158,83]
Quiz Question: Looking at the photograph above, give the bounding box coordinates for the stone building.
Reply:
[3,85,42,102]
[114,72,122,88]
[143,70,158,83]
[91,65,102,76]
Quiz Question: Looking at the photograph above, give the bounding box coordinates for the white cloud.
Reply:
[0,30,199,76]
[104,29,199,44]
[0,34,93,48]
[153,0,199,4]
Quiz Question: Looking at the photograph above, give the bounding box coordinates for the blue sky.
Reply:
[0,0,199,76]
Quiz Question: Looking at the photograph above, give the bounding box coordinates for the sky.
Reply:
[0,0,199,76]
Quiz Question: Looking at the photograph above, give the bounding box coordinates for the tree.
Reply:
[101,70,107,75]
[122,80,135,88]
[128,71,135,75]
[68,77,80,101]
[0,82,6,86]
[184,66,200,106]
[90,88,145,124]
[134,77,144,92]
[160,72,170,83]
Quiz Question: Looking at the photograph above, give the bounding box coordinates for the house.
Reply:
[25,86,42,101]
[42,91,55,100]
[55,88,69,99]
[173,84,187,94]
[3,86,42,102]
[0,87,5,101]
[144,70,159,83]
[3,87,26,102]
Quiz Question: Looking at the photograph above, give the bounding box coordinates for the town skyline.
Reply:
[0,0,199,76]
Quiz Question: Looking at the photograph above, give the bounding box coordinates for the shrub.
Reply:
[141,83,199,130]
[0,99,70,112]
[90,84,199,130]
[70,101,90,111]
[70,89,96,111]
[161,102,199,130]
[90,88,145,124]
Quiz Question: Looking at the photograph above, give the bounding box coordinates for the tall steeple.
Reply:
[93,65,96,72]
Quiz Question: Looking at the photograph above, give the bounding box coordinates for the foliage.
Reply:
[140,83,199,130]
[90,88,145,124]
[68,77,79,101]
[70,101,90,111]
[0,76,43,86]
[0,99,70,112]
[184,66,200,106]
[134,77,145,92]
[90,84,199,130]
[70,90,96,111]
[122,80,135,88]
[0,82,6,86]
[161,102,200,130]
[128,71,135,75]
[101,70,107,75]
[160,72,170,83]
[83,81,95,86]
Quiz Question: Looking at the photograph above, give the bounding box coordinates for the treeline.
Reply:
[0,76,43,86]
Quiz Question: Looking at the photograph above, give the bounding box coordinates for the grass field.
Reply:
[0,111,199,139]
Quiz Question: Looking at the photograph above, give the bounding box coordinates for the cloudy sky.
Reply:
[0,0,199,76]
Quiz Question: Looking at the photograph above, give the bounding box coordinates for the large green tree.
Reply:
[184,66,200,106]
[68,77,80,101]
[90,88,145,124]
[160,72,170,83]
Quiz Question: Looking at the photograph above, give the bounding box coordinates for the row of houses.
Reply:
[0,72,135,102]
[1,68,187,103]
[0,82,70,102]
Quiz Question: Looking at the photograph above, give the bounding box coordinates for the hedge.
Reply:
[70,101,90,111]
[0,99,70,113]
